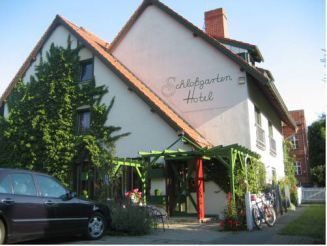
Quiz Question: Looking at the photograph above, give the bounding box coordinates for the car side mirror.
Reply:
[65,191,77,200]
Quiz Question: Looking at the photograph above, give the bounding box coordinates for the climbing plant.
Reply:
[234,158,265,199]
[0,38,129,190]
[281,139,298,204]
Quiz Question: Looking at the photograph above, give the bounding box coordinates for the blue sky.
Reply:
[0,0,325,125]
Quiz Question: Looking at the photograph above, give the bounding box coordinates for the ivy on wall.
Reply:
[0,38,129,189]
[234,158,266,200]
[280,139,298,204]
[204,157,265,198]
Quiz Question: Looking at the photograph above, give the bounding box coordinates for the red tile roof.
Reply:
[0,15,212,149]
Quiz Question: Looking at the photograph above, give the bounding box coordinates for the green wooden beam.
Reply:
[214,155,230,168]
[111,158,143,168]
[135,166,145,182]
[112,164,121,177]
[181,136,204,150]
[230,148,236,204]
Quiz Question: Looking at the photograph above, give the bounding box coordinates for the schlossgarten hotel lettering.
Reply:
[161,74,232,104]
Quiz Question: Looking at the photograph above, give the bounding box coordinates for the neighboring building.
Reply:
[0,0,296,219]
[282,110,310,185]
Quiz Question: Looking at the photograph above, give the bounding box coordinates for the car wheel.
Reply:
[87,212,106,240]
[0,219,6,244]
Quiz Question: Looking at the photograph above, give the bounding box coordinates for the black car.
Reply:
[0,168,110,244]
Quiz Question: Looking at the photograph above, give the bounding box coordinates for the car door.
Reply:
[6,172,50,240]
[34,174,90,234]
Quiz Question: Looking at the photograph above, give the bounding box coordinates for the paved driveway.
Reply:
[68,206,317,245]
[24,205,319,244]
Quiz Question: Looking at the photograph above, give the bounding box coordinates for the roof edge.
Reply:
[0,15,62,106]
[109,0,150,53]
[1,14,212,148]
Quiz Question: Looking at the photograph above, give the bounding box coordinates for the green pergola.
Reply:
[109,136,260,205]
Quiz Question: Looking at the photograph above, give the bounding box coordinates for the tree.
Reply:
[308,114,326,168]
[308,114,326,186]
[311,165,325,187]
[0,39,129,191]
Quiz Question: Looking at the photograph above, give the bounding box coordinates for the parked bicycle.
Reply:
[251,193,276,229]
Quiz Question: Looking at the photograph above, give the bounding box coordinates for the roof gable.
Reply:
[109,0,296,130]
[0,15,212,148]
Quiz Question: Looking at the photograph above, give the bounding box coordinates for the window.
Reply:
[290,135,299,149]
[77,110,91,134]
[268,122,276,156]
[0,173,12,194]
[36,175,67,198]
[255,107,265,149]
[295,161,302,175]
[80,59,93,81]
[272,168,277,185]
[12,173,37,196]
[268,122,273,137]
[255,107,261,126]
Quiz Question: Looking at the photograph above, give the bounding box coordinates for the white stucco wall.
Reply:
[150,179,166,196]
[79,47,93,61]
[93,56,191,157]
[187,181,226,218]
[248,99,285,181]
[112,5,251,148]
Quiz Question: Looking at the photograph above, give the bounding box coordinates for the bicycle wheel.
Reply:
[252,206,262,229]
[264,206,276,227]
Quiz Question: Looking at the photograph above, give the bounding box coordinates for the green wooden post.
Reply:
[142,162,148,205]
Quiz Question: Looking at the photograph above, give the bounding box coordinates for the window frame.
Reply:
[0,173,13,194]
[76,108,91,134]
[255,107,262,126]
[79,58,94,82]
[268,121,273,137]
[295,161,302,175]
[290,135,299,149]
[11,173,38,197]
[35,174,68,199]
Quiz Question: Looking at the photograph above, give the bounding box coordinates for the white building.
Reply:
[0,0,295,219]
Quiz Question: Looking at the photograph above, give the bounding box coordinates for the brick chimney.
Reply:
[204,8,228,39]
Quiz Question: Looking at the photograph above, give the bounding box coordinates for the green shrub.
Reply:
[290,187,298,206]
[110,204,154,235]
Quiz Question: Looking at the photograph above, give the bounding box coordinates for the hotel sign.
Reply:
[161,73,233,111]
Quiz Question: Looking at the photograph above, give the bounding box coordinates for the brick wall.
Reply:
[282,110,311,185]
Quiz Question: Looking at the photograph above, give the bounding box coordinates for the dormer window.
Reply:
[237,52,250,63]
[80,59,93,82]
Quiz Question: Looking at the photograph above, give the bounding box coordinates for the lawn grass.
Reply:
[279,204,325,240]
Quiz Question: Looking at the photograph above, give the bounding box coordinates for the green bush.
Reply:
[110,204,154,235]
[290,187,298,206]
[311,165,326,187]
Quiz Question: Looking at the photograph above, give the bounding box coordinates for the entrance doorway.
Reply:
[166,160,197,216]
